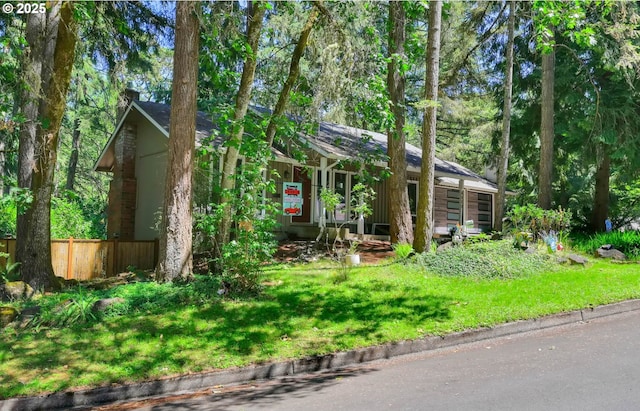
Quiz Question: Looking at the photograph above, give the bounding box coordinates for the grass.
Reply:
[570,231,640,259]
[2,242,640,399]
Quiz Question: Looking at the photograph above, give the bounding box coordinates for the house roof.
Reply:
[94,100,495,187]
[306,121,488,181]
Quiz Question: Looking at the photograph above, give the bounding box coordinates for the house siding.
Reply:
[134,119,168,241]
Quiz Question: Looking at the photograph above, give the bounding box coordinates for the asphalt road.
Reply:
[103,310,640,411]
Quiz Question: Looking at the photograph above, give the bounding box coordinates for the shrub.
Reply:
[0,195,18,238]
[413,240,557,279]
[505,204,572,240]
[393,242,414,260]
[571,231,640,259]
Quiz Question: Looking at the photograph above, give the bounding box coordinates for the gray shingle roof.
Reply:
[96,100,493,185]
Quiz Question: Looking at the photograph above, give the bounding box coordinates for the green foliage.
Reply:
[0,196,17,238]
[393,242,414,260]
[571,231,640,260]
[0,253,20,284]
[50,196,94,239]
[0,193,105,239]
[194,136,279,295]
[505,204,572,239]
[31,288,98,328]
[414,240,557,279]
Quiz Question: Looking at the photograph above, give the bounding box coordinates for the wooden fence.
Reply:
[0,238,158,281]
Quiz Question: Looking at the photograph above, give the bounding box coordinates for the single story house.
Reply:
[94,92,499,241]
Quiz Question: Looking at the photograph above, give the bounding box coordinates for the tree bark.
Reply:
[65,118,80,191]
[591,146,610,232]
[156,1,200,282]
[495,0,516,232]
[264,5,319,148]
[0,138,5,196]
[538,31,555,210]
[414,0,442,253]
[16,11,48,259]
[17,1,78,290]
[387,1,413,245]
[216,3,266,251]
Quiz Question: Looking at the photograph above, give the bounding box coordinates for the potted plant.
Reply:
[344,240,360,266]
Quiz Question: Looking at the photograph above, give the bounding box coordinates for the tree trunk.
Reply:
[414,0,442,253]
[65,118,81,191]
[18,1,78,290]
[216,3,266,251]
[16,11,48,260]
[264,5,319,148]
[538,31,555,210]
[156,1,200,282]
[0,138,5,196]
[387,1,413,245]
[591,146,610,232]
[495,0,516,232]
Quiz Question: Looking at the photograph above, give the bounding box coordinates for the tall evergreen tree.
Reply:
[495,0,516,231]
[156,1,200,282]
[414,0,442,253]
[387,1,414,245]
[16,1,78,290]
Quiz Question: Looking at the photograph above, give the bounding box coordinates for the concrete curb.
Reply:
[3,299,640,411]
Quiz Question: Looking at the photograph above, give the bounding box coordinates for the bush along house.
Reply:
[94,92,499,241]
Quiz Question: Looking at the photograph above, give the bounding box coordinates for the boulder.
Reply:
[18,305,41,328]
[92,297,125,313]
[596,247,626,261]
[0,306,18,327]
[567,254,589,265]
[0,281,35,301]
[436,241,453,252]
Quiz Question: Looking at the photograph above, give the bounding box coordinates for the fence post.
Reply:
[66,237,74,280]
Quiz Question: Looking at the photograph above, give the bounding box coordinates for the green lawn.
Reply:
[1,248,640,399]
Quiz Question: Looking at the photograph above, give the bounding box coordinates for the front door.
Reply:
[292,166,312,223]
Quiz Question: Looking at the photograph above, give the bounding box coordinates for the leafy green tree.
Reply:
[216,2,267,250]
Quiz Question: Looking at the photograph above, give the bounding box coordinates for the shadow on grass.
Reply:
[1,275,451,398]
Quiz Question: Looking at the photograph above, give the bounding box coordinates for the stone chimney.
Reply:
[116,88,140,121]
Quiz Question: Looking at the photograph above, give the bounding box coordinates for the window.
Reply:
[477,192,492,231]
[447,201,460,210]
[446,189,461,224]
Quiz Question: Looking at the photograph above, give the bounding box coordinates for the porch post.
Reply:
[458,178,465,225]
[319,157,327,230]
